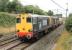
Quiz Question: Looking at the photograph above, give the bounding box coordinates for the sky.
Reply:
[18,0,72,17]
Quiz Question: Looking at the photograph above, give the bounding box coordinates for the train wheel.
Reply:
[36,32,43,40]
[36,35,40,40]
[43,31,46,35]
[44,29,48,35]
[36,34,41,40]
[48,28,51,32]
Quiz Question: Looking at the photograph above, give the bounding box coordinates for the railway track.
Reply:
[0,38,18,46]
[7,43,31,50]
[0,33,36,50]
[0,40,21,50]
[0,34,16,43]
[0,25,63,50]
[0,34,35,50]
[0,39,34,50]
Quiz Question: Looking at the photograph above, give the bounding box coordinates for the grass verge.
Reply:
[54,30,71,50]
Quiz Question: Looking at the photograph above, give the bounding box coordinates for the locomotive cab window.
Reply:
[16,18,21,23]
[26,17,31,23]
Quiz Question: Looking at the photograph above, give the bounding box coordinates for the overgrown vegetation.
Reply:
[47,10,54,16]
[0,12,16,27]
[64,13,72,50]
[63,35,72,50]
[65,15,72,33]
[0,0,54,16]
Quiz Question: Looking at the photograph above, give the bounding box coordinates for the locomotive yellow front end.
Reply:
[16,13,33,41]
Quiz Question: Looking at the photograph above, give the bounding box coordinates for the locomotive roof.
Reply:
[17,13,59,19]
[29,14,58,19]
[29,14,50,17]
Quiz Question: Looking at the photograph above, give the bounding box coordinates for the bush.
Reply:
[65,16,72,33]
[0,12,16,27]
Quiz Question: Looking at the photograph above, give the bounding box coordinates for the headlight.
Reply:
[26,34,31,39]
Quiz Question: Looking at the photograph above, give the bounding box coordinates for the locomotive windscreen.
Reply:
[16,18,21,23]
[26,17,32,23]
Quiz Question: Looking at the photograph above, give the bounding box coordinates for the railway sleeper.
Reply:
[0,34,3,38]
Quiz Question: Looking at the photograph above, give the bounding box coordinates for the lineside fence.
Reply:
[0,12,17,36]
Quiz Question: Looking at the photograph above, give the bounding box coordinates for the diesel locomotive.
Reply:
[16,13,62,41]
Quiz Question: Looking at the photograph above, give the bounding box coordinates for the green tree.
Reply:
[47,10,54,16]
[7,0,22,13]
[69,13,72,17]
[23,5,45,15]
[0,0,46,15]
[23,5,34,13]
[15,4,23,13]
[34,6,45,15]
[65,14,72,33]
[0,0,9,12]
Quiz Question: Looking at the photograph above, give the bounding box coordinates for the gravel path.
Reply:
[24,25,64,50]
